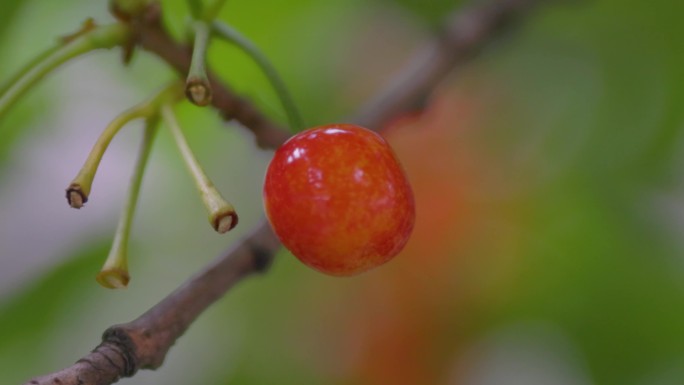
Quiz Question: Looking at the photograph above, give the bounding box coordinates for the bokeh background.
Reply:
[1,0,683,384]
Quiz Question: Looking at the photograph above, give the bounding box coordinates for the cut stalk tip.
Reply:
[214,210,238,234]
[66,185,88,209]
[185,77,212,106]
[96,268,130,289]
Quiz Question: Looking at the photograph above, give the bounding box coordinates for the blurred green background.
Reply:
[1,0,683,384]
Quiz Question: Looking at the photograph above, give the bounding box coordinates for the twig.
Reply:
[24,222,279,385]
[354,0,542,130]
[23,1,544,384]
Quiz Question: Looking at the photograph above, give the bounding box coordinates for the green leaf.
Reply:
[0,242,108,384]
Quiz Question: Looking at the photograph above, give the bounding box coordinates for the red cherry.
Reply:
[263,123,415,276]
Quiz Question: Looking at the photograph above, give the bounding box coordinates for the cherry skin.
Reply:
[263,123,415,276]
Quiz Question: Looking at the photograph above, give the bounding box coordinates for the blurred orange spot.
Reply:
[383,87,484,270]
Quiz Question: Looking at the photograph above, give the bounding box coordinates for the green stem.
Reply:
[203,0,228,21]
[161,104,238,233]
[212,21,303,132]
[0,45,61,97]
[66,108,147,208]
[66,83,183,208]
[186,20,213,106]
[186,0,204,19]
[96,118,158,289]
[0,23,131,123]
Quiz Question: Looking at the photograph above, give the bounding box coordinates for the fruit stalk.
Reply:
[161,104,237,233]
[212,21,303,132]
[203,0,227,20]
[66,107,148,208]
[0,22,131,122]
[96,118,158,289]
[186,20,213,106]
[66,83,182,208]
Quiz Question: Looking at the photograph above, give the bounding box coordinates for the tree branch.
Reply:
[23,0,544,384]
[355,0,542,130]
[25,222,279,385]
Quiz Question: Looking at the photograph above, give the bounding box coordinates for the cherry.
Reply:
[263,123,415,276]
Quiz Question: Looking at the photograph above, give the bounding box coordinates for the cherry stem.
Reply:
[203,0,227,20]
[185,0,204,19]
[161,104,238,233]
[212,21,303,132]
[0,22,131,123]
[186,20,213,106]
[66,83,183,208]
[66,108,147,208]
[96,118,159,289]
[185,0,226,21]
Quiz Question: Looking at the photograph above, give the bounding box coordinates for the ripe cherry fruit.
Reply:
[263,123,415,276]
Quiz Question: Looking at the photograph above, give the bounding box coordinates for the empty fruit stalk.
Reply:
[97,119,158,289]
[185,19,212,106]
[66,83,182,208]
[185,0,228,21]
[184,0,231,105]
[161,104,237,233]
[0,22,130,121]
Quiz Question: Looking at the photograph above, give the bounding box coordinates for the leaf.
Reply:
[0,242,108,385]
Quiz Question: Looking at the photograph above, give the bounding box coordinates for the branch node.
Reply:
[248,242,276,273]
[101,327,139,377]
